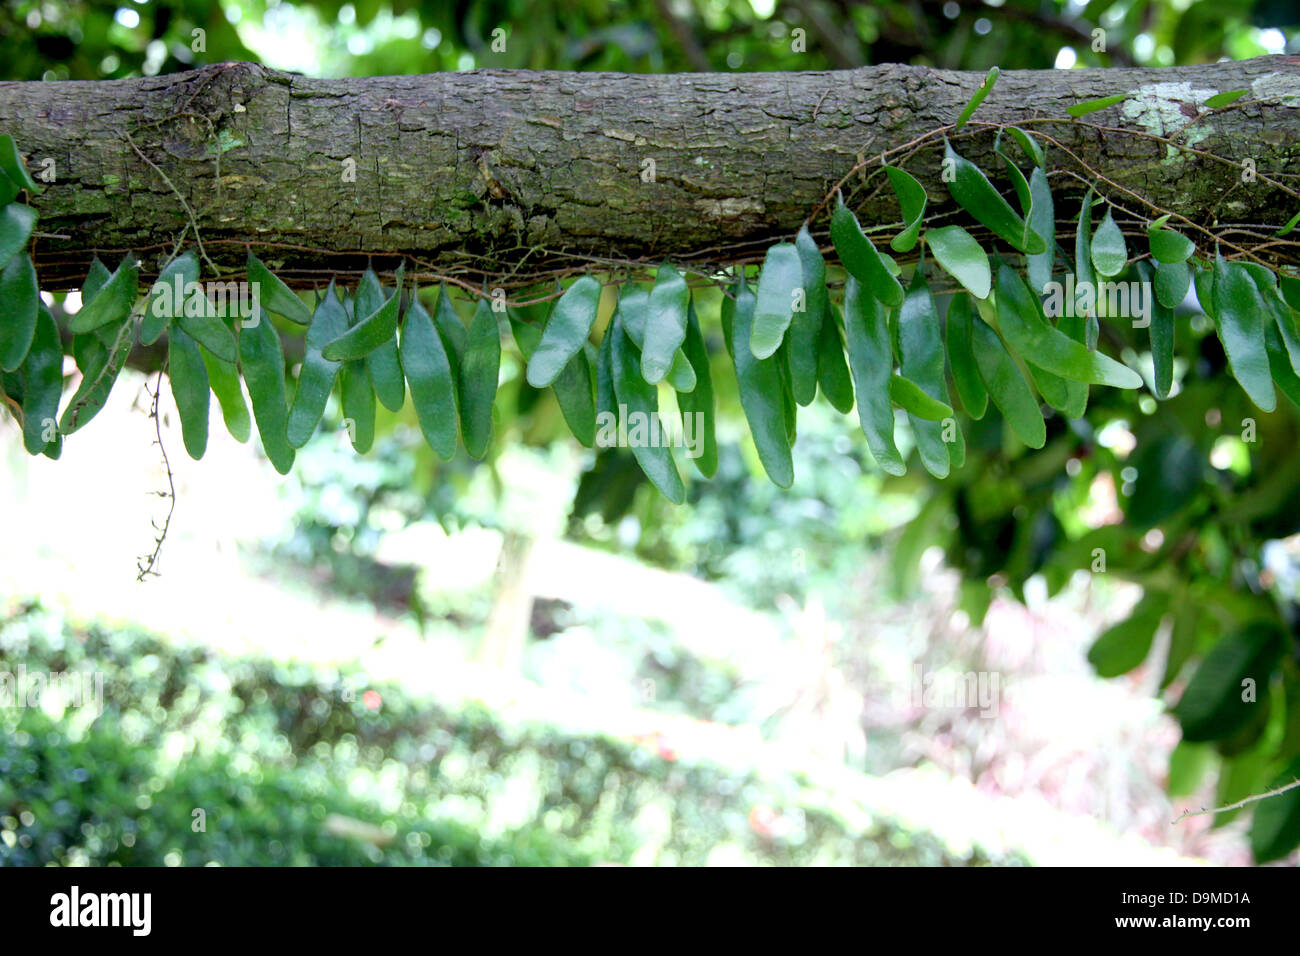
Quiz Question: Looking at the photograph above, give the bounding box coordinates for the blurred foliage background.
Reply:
[5,0,1300,866]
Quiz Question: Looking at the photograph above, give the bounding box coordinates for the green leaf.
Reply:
[175,292,237,365]
[927,225,991,299]
[321,269,403,361]
[897,270,954,478]
[677,302,717,478]
[816,305,855,414]
[401,285,459,460]
[1026,167,1055,294]
[1003,126,1045,169]
[790,225,828,405]
[287,281,349,447]
[1275,209,1300,238]
[954,66,999,130]
[971,315,1046,449]
[889,375,952,420]
[1154,258,1191,309]
[642,263,689,385]
[1089,208,1128,277]
[433,285,468,369]
[512,304,596,448]
[943,141,1045,255]
[1166,741,1215,799]
[830,194,904,307]
[247,252,312,325]
[339,361,375,454]
[1056,313,1090,418]
[1074,189,1098,322]
[1065,92,1127,117]
[67,256,139,334]
[884,166,927,253]
[200,342,250,443]
[1204,89,1248,109]
[1148,226,1195,264]
[725,276,794,488]
[142,251,199,346]
[19,305,62,456]
[0,201,36,272]
[751,243,803,359]
[1087,592,1169,678]
[1250,759,1300,863]
[1127,432,1203,529]
[167,325,210,460]
[842,275,905,475]
[995,264,1143,388]
[610,310,685,502]
[0,135,41,194]
[460,297,501,460]
[1212,255,1275,412]
[945,294,988,418]
[59,320,132,435]
[0,252,39,371]
[1173,623,1284,743]
[238,305,295,474]
[527,275,600,388]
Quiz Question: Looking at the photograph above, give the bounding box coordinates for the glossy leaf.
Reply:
[142,251,199,347]
[610,310,685,502]
[884,166,927,253]
[897,270,954,478]
[1090,208,1128,278]
[816,305,855,414]
[1087,592,1169,677]
[943,141,1045,255]
[287,281,349,447]
[0,201,36,271]
[971,315,1046,449]
[642,263,689,385]
[927,225,990,299]
[0,251,38,371]
[238,305,295,474]
[19,305,62,456]
[401,285,459,460]
[790,225,828,405]
[527,275,600,388]
[247,252,312,325]
[460,297,501,460]
[751,243,803,359]
[167,325,210,460]
[725,277,794,488]
[68,256,139,335]
[1212,255,1275,412]
[200,342,250,443]
[1173,623,1284,742]
[677,302,717,478]
[842,275,905,475]
[830,194,903,307]
[945,294,988,418]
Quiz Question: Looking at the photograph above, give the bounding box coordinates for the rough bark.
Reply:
[2,56,1299,290]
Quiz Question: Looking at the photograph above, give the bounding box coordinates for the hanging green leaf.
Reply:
[677,301,717,478]
[1026,167,1055,294]
[842,275,905,476]
[460,297,501,460]
[816,305,855,414]
[1087,591,1169,678]
[724,276,794,488]
[1148,225,1195,264]
[1074,188,1100,325]
[889,375,953,420]
[1154,258,1191,309]
[401,285,459,460]
[945,293,988,418]
[791,225,829,405]
[0,201,37,271]
[897,270,954,478]
[67,256,139,334]
[927,225,991,299]
[1275,209,1300,238]
[1056,313,1090,417]
[167,325,210,460]
[141,251,199,346]
[995,264,1142,388]
[175,293,237,364]
[1212,254,1275,412]
[1090,208,1128,278]
[642,263,690,385]
[0,135,41,194]
[830,194,904,307]
[954,66,999,130]
[1065,93,1127,117]
[971,315,1046,449]
[1003,127,1045,169]
[527,275,601,388]
[238,304,295,475]
[0,252,38,371]
[247,252,312,325]
[1136,261,1174,399]
[610,310,685,502]
[19,304,62,456]
[59,320,132,435]
[321,269,403,362]
[433,284,468,370]
[885,166,927,253]
[1173,623,1284,742]
[943,141,1046,255]
[339,362,375,454]
[200,342,250,443]
[751,243,803,360]
[287,280,349,447]
[511,306,597,448]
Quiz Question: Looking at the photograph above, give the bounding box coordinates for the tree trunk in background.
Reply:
[2,56,1298,289]
[478,530,536,674]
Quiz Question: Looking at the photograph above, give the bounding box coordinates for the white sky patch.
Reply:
[1054,47,1077,70]
[1258,28,1286,54]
